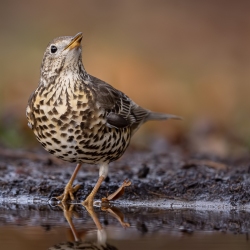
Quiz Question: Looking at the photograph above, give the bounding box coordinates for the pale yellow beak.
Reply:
[64,32,83,51]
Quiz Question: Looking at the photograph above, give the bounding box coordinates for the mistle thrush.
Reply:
[26,32,181,206]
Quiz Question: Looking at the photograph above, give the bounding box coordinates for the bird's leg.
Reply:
[84,203,103,231]
[56,163,82,202]
[84,203,107,245]
[82,163,108,206]
[83,176,105,206]
[101,206,130,228]
[60,203,80,241]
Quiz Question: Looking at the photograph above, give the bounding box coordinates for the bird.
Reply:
[26,32,181,206]
[48,241,118,250]
[48,204,119,250]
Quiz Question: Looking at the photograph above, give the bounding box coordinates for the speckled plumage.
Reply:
[27,74,132,164]
[48,241,118,250]
[26,32,181,204]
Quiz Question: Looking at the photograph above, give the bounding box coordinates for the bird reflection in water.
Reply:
[48,181,130,250]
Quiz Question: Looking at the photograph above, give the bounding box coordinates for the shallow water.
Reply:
[0,202,249,250]
[1,226,249,250]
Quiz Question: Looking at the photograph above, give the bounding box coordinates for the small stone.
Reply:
[137,164,150,178]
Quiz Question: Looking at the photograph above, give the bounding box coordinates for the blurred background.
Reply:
[0,0,250,157]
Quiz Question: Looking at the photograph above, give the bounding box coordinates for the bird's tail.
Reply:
[146,112,182,122]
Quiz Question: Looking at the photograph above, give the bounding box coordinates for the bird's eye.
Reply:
[50,45,58,54]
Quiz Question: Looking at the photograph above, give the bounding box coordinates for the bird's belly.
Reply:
[31,102,131,164]
[37,124,131,163]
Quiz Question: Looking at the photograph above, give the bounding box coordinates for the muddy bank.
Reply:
[0,139,250,207]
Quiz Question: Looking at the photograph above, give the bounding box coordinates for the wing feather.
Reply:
[88,75,149,130]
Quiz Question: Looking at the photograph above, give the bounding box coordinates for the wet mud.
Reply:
[1,141,250,205]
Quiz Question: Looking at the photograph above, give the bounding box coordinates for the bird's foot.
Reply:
[56,183,81,202]
[101,179,131,204]
[82,195,94,207]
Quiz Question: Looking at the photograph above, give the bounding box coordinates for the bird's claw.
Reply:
[56,184,81,202]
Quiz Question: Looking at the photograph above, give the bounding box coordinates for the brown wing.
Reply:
[88,75,149,130]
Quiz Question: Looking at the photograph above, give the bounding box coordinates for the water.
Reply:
[0,201,249,250]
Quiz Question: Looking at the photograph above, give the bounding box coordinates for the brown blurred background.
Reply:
[0,0,250,156]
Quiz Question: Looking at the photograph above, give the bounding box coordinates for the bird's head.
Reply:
[39,32,85,86]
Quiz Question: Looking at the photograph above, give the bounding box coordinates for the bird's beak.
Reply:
[64,32,83,51]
